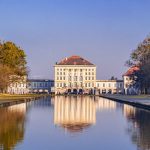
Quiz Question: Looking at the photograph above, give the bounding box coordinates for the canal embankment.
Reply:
[100,94,150,111]
[0,94,48,107]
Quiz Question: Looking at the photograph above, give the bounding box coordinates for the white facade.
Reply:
[123,75,139,95]
[54,65,96,94]
[123,66,140,95]
[54,55,125,95]
[96,80,124,94]
[7,76,29,94]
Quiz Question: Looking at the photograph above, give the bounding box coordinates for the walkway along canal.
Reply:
[100,94,150,111]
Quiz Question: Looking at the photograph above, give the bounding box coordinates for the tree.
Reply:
[0,41,28,92]
[127,36,150,94]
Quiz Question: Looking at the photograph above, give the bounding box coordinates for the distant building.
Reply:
[54,55,96,94]
[96,80,124,94]
[28,79,54,94]
[7,76,28,94]
[123,66,140,95]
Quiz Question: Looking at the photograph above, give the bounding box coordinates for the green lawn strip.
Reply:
[0,94,47,101]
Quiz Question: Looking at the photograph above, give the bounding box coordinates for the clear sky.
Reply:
[0,0,150,79]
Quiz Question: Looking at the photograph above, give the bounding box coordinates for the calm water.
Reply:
[0,96,150,150]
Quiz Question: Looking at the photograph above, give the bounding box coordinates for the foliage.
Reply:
[0,41,27,92]
[127,36,150,93]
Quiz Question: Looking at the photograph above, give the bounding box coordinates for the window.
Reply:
[109,83,111,87]
[69,76,71,81]
[57,83,59,87]
[74,76,77,81]
[34,83,36,87]
[69,82,71,87]
[85,83,87,87]
[103,83,105,87]
[63,77,65,80]
[80,76,83,81]
[120,83,122,88]
[88,83,91,87]
[74,82,77,87]
[60,83,62,87]
[45,83,48,87]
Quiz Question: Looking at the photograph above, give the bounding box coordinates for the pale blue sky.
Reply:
[0,0,150,79]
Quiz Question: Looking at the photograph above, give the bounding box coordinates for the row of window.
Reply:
[97,83,123,88]
[31,82,54,88]
[11,83,26,88]
[56,72,95,76]
[56,76,95,81]
[57,68,95,72]
[56,82,94,88]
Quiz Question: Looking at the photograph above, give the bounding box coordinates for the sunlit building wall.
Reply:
[54,56,96,94]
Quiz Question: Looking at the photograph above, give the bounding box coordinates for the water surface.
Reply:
[0,96,150,150]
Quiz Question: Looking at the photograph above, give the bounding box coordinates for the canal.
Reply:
[0,96,150,150]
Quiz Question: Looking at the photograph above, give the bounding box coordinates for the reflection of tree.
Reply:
[0,104,26,150]
[124,105,150,150]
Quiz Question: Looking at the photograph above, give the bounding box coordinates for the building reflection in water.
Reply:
[0,103,26,150]
[53,96,117,133]
[123,104,150,150]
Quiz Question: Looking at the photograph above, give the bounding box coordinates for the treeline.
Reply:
[127,36,150,94]
[0,41,27,93]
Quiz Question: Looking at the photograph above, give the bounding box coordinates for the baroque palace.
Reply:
[54,55,124,94]
[6,55,136,95]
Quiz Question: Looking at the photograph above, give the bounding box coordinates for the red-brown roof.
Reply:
[57,55,94,66]
[123,66,140,76]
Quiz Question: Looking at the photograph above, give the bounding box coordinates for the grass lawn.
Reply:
[0,94,47,101]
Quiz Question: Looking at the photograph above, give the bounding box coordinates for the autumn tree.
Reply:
[127,35,150,94]
[0,41,28,92]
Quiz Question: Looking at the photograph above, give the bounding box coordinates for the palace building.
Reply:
[54,55,96,94]
[54,55,124,95]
